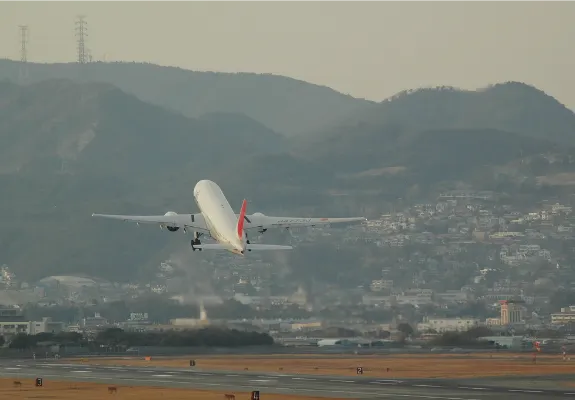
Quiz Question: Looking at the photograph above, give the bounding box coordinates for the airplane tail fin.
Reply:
[237,199,248,239]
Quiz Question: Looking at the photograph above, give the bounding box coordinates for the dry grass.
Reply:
[72,353,575,379]
[537,172,575,186]
[0,378,346,400]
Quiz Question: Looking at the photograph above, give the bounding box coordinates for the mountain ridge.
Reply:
[0,59,374,137]
[306,82,575,146]
[0,79,289,281]
[2,78,575,282]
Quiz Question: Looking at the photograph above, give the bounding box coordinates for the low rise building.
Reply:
[417,317,481,333]
[551,306,575,325]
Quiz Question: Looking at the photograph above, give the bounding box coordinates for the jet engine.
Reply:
[252,213,267,234]
[163,211,180,232]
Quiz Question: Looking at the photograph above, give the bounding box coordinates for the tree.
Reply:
[9,333,32,349]
[100,301,130,323]
[397,323,414,337]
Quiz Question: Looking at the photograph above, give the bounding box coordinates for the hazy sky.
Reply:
[2,2,575,107]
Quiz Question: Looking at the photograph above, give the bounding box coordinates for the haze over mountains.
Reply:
[0,59,372,137]
[1,60,575,281]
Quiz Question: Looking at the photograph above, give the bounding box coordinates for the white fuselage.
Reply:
[193,180,246,254]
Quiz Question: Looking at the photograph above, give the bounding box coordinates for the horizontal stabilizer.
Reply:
[192,244,234,250]
[192,243,293,251]
[247,244,293,250]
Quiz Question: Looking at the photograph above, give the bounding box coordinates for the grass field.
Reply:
[0,378,346,400]
[71,353,575,379]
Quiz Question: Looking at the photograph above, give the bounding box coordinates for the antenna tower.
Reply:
[18,25,28,62]
[18,25,29,81]
[75,15,88,64]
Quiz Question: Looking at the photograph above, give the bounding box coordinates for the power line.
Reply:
[75,15,88,64]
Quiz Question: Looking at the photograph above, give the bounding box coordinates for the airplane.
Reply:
[92,179,366,255]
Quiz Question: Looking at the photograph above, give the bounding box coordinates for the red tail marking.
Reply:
[237,199,247,239]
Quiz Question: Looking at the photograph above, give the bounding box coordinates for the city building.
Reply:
[417,317,481,333]
[500,300,525,325]
[551,306,575,325]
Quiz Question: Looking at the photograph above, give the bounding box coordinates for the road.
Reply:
[0,359,572,399]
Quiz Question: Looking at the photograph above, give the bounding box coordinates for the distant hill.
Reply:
[196,112,286,152]
[0,59,373,136]
[2,78,575,283]
[0,79,286,281]
[294,82,575,173]
[308,82,575,145]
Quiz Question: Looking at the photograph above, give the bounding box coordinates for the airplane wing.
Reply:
[239,214,366,231]
[92,212,209,232]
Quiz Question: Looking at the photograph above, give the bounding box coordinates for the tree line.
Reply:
[7,327,274,350]
[428,326,495,347]
[95,327,274,347]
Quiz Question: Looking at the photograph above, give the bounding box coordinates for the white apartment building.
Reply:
[0,317,64,338]
[417,317,481,333]
[551,306,575,325]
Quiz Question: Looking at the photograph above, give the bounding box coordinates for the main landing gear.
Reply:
[191,232,203,251]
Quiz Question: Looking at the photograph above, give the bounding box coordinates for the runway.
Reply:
[0,359,572,399]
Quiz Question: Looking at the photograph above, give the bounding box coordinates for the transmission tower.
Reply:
[18,25,28,62]
[75,15,88,64]
[18,25,29,82]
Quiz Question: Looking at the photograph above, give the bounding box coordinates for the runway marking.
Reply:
[457,387,488,390]
[6,369,563,399]
[198,373,213,376]
[292,377,316,381]
[152,374,173,377]
[371,382,398,385]
[508,389,542,393]
[0,373,488,400]
[261,387,480,400]
[226,374,239,377]
[330,379,354,383]
[5,368,20,370]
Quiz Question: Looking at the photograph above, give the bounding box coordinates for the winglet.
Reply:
[237,199,248,239]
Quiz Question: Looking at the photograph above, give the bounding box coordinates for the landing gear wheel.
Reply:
[191,238,202,251]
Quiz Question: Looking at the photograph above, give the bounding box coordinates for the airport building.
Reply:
[0,308,64,339]
[478,335,525,350]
